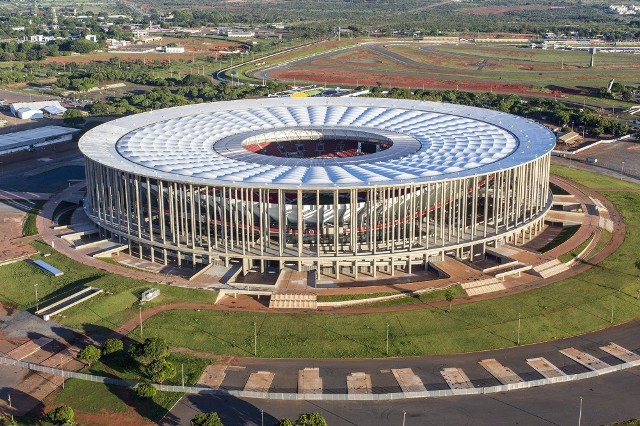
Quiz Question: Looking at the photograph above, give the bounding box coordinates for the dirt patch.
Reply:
[270,67,551,96]
[464,5,565,15]
[0,209,36,262]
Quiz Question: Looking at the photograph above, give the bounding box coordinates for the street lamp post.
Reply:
[139,306,143,338]
[254,321,257,356]
[578,396,583,425]
[34,284,39,312]
[517,312,521,345]
[402,410,406,426]
[386,323,390,356]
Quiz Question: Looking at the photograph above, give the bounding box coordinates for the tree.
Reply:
[63,108,85,126]
[145,358,176,384]
[102,338,124,355]
[296,413,328,426]
[190,412,224,426]
[136,382,157,398]
[275,419,295,426]
[78,344,101,366]
[47,405,74,425]
[129,337,170,365]
[445,288,455,312]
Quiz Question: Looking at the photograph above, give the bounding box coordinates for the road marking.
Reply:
[347,372,372,394]
[560,347,610,371]
[391,368,427,393]
[526,357,566,378]
[244,371,274,393]
[440,367,474,389]
[599,343,640,363]
[298,368,323,394]
[478,359,524,385]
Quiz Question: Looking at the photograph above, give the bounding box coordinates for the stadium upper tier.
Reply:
[79,98,555,189]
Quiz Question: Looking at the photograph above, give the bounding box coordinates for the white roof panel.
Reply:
[79,98,556,189]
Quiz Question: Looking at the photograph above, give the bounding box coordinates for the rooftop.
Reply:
[80,98,556,189]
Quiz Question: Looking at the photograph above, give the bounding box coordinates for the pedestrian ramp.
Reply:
[526,357,566,378]
[6,337,53,360]
[461,278,506,296]
[244,371,274,393]
[599,343,640,363]
[298,368,323,396]
[391,368,427,393]
[560,347,610,371]
[478,358,524,385]
[347,372,372,395]
[440,367,474,389]
[533,259,569,278]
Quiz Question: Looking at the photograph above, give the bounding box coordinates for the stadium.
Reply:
[79,97,555,280]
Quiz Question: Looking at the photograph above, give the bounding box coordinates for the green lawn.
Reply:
[22,200,45,236]
[54,351,207,423]
[0,240,217,336]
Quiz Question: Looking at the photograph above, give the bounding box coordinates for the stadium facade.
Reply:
[80,98,555,279]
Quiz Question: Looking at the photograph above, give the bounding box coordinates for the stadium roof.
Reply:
[79,98,556,189]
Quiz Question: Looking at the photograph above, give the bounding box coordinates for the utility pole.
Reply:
[578,396,583,425]
[386,323,390,356]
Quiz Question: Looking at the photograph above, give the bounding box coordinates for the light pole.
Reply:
[621,161,625,178]
[386,323,390,356]
[181,363,184,387]
[254,321,257,356]
[578,396,583,425]
[139,306,143,338]
[517,312,521,345]
[34,284,39,312]
[261,409,264,426]
[60,355,64,389]
[402,410,406,426]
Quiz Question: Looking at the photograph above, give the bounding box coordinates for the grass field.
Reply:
[132,167,640,358]
[0,240,217,335]
[53,352,207,423]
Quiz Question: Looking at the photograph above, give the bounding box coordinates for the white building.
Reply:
[163,46,185,53]
[10,101,66,119]
[85,34,98,42]
[0,126,80,155]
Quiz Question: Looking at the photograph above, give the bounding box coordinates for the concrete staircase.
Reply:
[461,278,506,296]
[533,259,569,278]
[269,293,317,309]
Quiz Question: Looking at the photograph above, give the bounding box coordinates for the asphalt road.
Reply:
[167,367,640,426]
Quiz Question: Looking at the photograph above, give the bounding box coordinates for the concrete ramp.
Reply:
[347,372,372,395]
[478,359,524,385]
[526,357,566,378]
[298,368,323,396]
[35,287,103,320]
[440,367,474,389]
[599,343,640,363]
[244,371,274,393]
[392,368,426,393]
[560,347,610,371]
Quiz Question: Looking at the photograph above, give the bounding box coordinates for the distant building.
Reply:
[10,101,66,119]
[84,34,97,42]
[558,131,582,145]
[226,30,256,38]
[163,46,185,53]
[0,126,80,155]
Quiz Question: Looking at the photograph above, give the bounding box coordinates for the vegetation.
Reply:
[22,200,45,237]
[129,337,170,366]
[136,382,158,398]
[190,412,224,426]
[102,338,124,355]
[47,405,74,425]
[276,413,328,426]
[445,288,455,311]
[77,344,101,366]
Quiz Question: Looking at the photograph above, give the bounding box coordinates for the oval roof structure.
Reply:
[79,97,556,189]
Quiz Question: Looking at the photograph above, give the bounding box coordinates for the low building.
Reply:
[10,100,66,117]
[0,126,81,155]
[15,108,43,120]
[226,30,256,38]
[558,131,582,145]
[163,46,185,53]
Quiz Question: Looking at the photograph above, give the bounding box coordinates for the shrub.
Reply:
[47,405,74,425]
[136,382,157,398]
[102,338,124,355]
[77,344,101,366]
[190,412,224,426]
